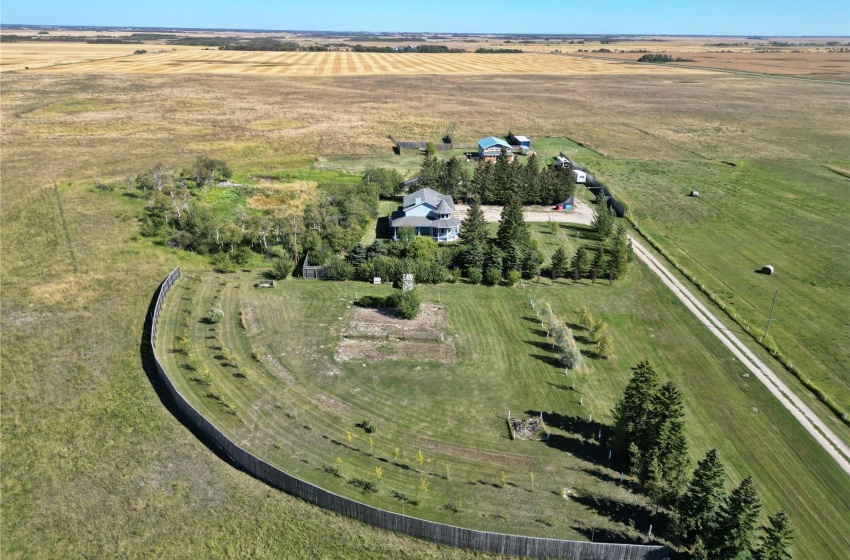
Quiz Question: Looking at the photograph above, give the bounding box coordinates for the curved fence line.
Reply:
[148,267,669,560]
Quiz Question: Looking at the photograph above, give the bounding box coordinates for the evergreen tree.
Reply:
[680,448,727,547]
[459,196,489,246]
[521,152,541,203]
[590,245,606,281]
[441,156,466,197]
[653,382,690,506]
[756,511,794,560]
[612,361,661,458]
[710,476,762,560]
[570,246,589,278]
[503,244,523,277]
[483,243,503,277]
[472,160,495,203]
[419,154,441,189]
[347,243,368,267]
[592,200,616,239]
[550,246,568,280]
[494,148,517,204]
[519,245,543,279]
[497,194,530,255]
[606,225,631,280]
[461,243,485,274]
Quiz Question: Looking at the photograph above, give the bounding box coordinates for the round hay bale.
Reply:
[760,265,774,275]
[689,190,700,197]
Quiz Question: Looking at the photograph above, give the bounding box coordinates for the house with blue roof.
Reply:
[390,188,461,242]
[477,136,514,163]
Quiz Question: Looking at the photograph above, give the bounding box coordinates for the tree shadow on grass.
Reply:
[531,354,563,368]
[526,339,557,352]
[541,410,611,442]
[540,433,608,465]
[570,524,643,545]
[571,493,669,544]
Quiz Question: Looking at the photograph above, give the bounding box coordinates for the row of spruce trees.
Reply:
[612,362,795,559]
[417,150,574,206]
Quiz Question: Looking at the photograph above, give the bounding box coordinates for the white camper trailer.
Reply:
[572,169,587,183]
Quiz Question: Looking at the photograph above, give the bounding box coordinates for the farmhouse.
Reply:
[390,188,461,242]
[477,136,514,163]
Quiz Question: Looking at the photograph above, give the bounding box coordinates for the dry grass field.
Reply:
[20,48,710,77]
[2,46,849,558]
[576,51,850,81]
[0,42,199,72]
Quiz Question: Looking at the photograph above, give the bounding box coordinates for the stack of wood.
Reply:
[510,417,546,440]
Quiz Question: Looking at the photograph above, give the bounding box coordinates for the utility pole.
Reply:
[760,290,779,342]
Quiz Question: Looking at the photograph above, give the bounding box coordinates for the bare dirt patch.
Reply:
[337,304,456,363]
[455,199,595,226]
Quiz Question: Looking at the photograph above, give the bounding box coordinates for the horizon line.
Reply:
[1,23,848,39]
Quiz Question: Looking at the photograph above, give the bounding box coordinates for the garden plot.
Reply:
[337,304,456,363]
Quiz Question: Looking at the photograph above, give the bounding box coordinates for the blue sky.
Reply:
[2,1,849,36]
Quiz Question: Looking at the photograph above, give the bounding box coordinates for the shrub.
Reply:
[483,267,502,286]
[393,288,420,320]
[504,269,522,287]
[323,255,354,281]
[210,252,238,273]
[205,306,224,324]
[270,256,295,279]
[467,267,483,285]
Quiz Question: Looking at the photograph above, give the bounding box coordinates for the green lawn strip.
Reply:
[592,158,850,417]
[626,220,850,450]
[157,264,850,558]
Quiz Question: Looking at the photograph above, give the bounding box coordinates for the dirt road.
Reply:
[455,199,595,226]
[630,236,850,476]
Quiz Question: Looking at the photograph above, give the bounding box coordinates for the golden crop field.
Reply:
[18,47,710,76]
[0,42,199,72]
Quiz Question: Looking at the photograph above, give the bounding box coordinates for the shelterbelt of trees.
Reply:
[129,153,632,287]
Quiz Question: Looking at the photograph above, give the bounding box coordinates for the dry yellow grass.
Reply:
[246,180,318,214]
[23,49,710,77]
[29,273,104,307]
[0,42,201,72]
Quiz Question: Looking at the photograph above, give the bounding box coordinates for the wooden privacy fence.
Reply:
[148,267,669,560]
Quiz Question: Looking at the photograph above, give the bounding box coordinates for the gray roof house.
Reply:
[390,188,461,242]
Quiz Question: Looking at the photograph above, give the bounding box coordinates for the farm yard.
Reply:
[2,29,849,560]
[153,262,849,555]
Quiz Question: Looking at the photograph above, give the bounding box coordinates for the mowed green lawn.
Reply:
[585,158,850,423]
[156,256,850,557]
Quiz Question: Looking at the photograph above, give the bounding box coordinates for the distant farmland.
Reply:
[18,48,711,76]
[576,51,850,81]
